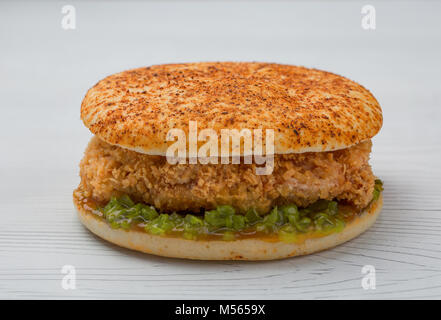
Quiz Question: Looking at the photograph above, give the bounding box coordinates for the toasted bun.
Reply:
[81,62,382,156]
[74,194,382,261]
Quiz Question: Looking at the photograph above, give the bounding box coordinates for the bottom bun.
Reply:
[74,195,383,261]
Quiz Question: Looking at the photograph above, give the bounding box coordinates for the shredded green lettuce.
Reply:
[372,179,384,201]
[99,179,383,242]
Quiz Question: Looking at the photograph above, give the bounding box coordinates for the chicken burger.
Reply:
[74,62,383,260]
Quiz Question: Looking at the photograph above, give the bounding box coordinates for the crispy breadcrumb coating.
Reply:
[78,136,375,214]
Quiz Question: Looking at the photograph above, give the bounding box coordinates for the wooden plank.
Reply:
[0,1,440,299]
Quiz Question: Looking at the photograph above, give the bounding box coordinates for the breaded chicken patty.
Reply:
[78,136,375,214]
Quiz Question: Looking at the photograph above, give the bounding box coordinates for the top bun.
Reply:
[81,62,382,155]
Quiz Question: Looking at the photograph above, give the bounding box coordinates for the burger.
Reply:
[74,62,383,260]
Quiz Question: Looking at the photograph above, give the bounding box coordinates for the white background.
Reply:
[1,0,440,299]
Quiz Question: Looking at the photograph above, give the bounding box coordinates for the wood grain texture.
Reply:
[0,1,440,299]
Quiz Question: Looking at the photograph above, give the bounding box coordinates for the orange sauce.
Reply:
[74,188,374,243]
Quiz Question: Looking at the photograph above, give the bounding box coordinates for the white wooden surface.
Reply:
[1,1,440,299]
